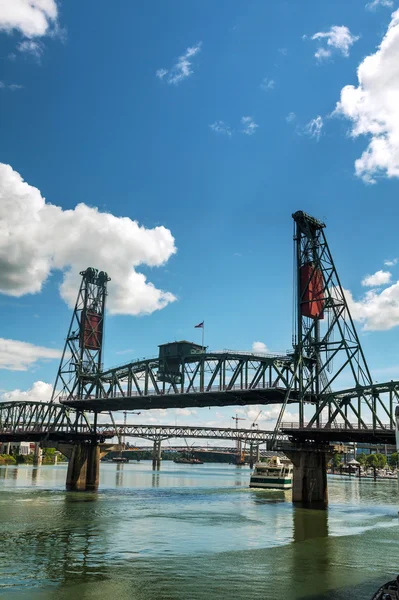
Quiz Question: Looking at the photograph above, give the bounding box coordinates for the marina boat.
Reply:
[249,456,293,489]
[112,456,129,463]
[173,457,204,464]
[371,575,399,599]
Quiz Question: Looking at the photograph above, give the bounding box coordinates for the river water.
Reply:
[0,462,398,600]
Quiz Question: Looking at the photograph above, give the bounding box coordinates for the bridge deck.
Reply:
[61,386,312,411]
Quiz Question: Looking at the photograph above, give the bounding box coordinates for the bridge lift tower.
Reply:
[51,267,111,403]
[273,210,392,441]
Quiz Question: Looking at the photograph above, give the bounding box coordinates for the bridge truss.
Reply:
[0,401,287,445]
[60,351,317,411]
[1,211,398,448]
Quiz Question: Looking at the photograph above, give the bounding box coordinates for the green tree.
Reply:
[332,453,343,468]
[357,453,367,466]
[366,453,387,469]
[366,454,379,468]
[376,453,387,469]
[389,452,398,468]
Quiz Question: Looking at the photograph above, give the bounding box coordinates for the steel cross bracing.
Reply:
[59,351,319,411]
[0,401,100,443]
[51,267,110,403]
[95,423,288,444]
[0,401,288,445]
[283,211,399,435]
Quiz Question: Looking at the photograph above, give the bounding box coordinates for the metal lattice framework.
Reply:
[0,401,288,445]
[1,210,397,448]
[95,423,288,444]
[60,351,319,411]
[0,401,99,442]
[51,267,110,403]
[0,401,394,445]
[272,211,399,442]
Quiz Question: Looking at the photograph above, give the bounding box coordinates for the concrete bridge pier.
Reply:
[152,440,162,470]
[285,446,330,509]
[66,443,100,491]
[33,443,42,467]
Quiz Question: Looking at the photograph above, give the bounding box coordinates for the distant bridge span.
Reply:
[0,401,395,446]
[0,401,286,445]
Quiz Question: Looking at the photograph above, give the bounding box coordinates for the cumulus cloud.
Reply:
[345,284,399,331]
[304,115,323,140]
[335,10,399,183]
[238,404,299,427]
[385,258,398,266]
[209,120,232,136]
[0,163,177,316]
[260,77,275,91]
[0,0,60,59]
[1,380,53,403]
[361,270,392,286]
[0,0,58,38]
[366,0,393,9]
[0,338,61,371]
[309,25,359,60]
[156,43,202,85]
[252,341,270,354]
[241,116,258,135]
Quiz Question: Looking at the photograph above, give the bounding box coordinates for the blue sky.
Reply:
[1,0,399,430]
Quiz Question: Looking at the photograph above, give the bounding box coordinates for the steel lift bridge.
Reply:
[1,211,398,502]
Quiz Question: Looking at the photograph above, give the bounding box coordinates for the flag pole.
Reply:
[202,321,205,350]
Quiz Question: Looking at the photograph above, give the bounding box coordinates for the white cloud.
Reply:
[252,341,270,354]
[155,68,168,80]
[335,10,399,183]
[209,120,232,136]
[310,25,359,59]
[361,270,392,286]
[174,408,197,416]
[0,0,58,38]
[17,39,43,60]
[345,284,399,331]
[286,112,296,124]
[0,81,23,91]
[260,77,275,91]
[314,47,332,61]
[1,381,53,403]
[0,163,177,316]
[366,0,393,9]
[385,258,398,266]
[156,43,202,85]
[304,115,323,140]
[0,339,61,371]
[241,116,258,135]
[238,404,299,428]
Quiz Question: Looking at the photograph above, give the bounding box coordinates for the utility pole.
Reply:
[232,414,246,465]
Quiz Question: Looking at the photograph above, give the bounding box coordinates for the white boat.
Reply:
[249,456,293,489]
